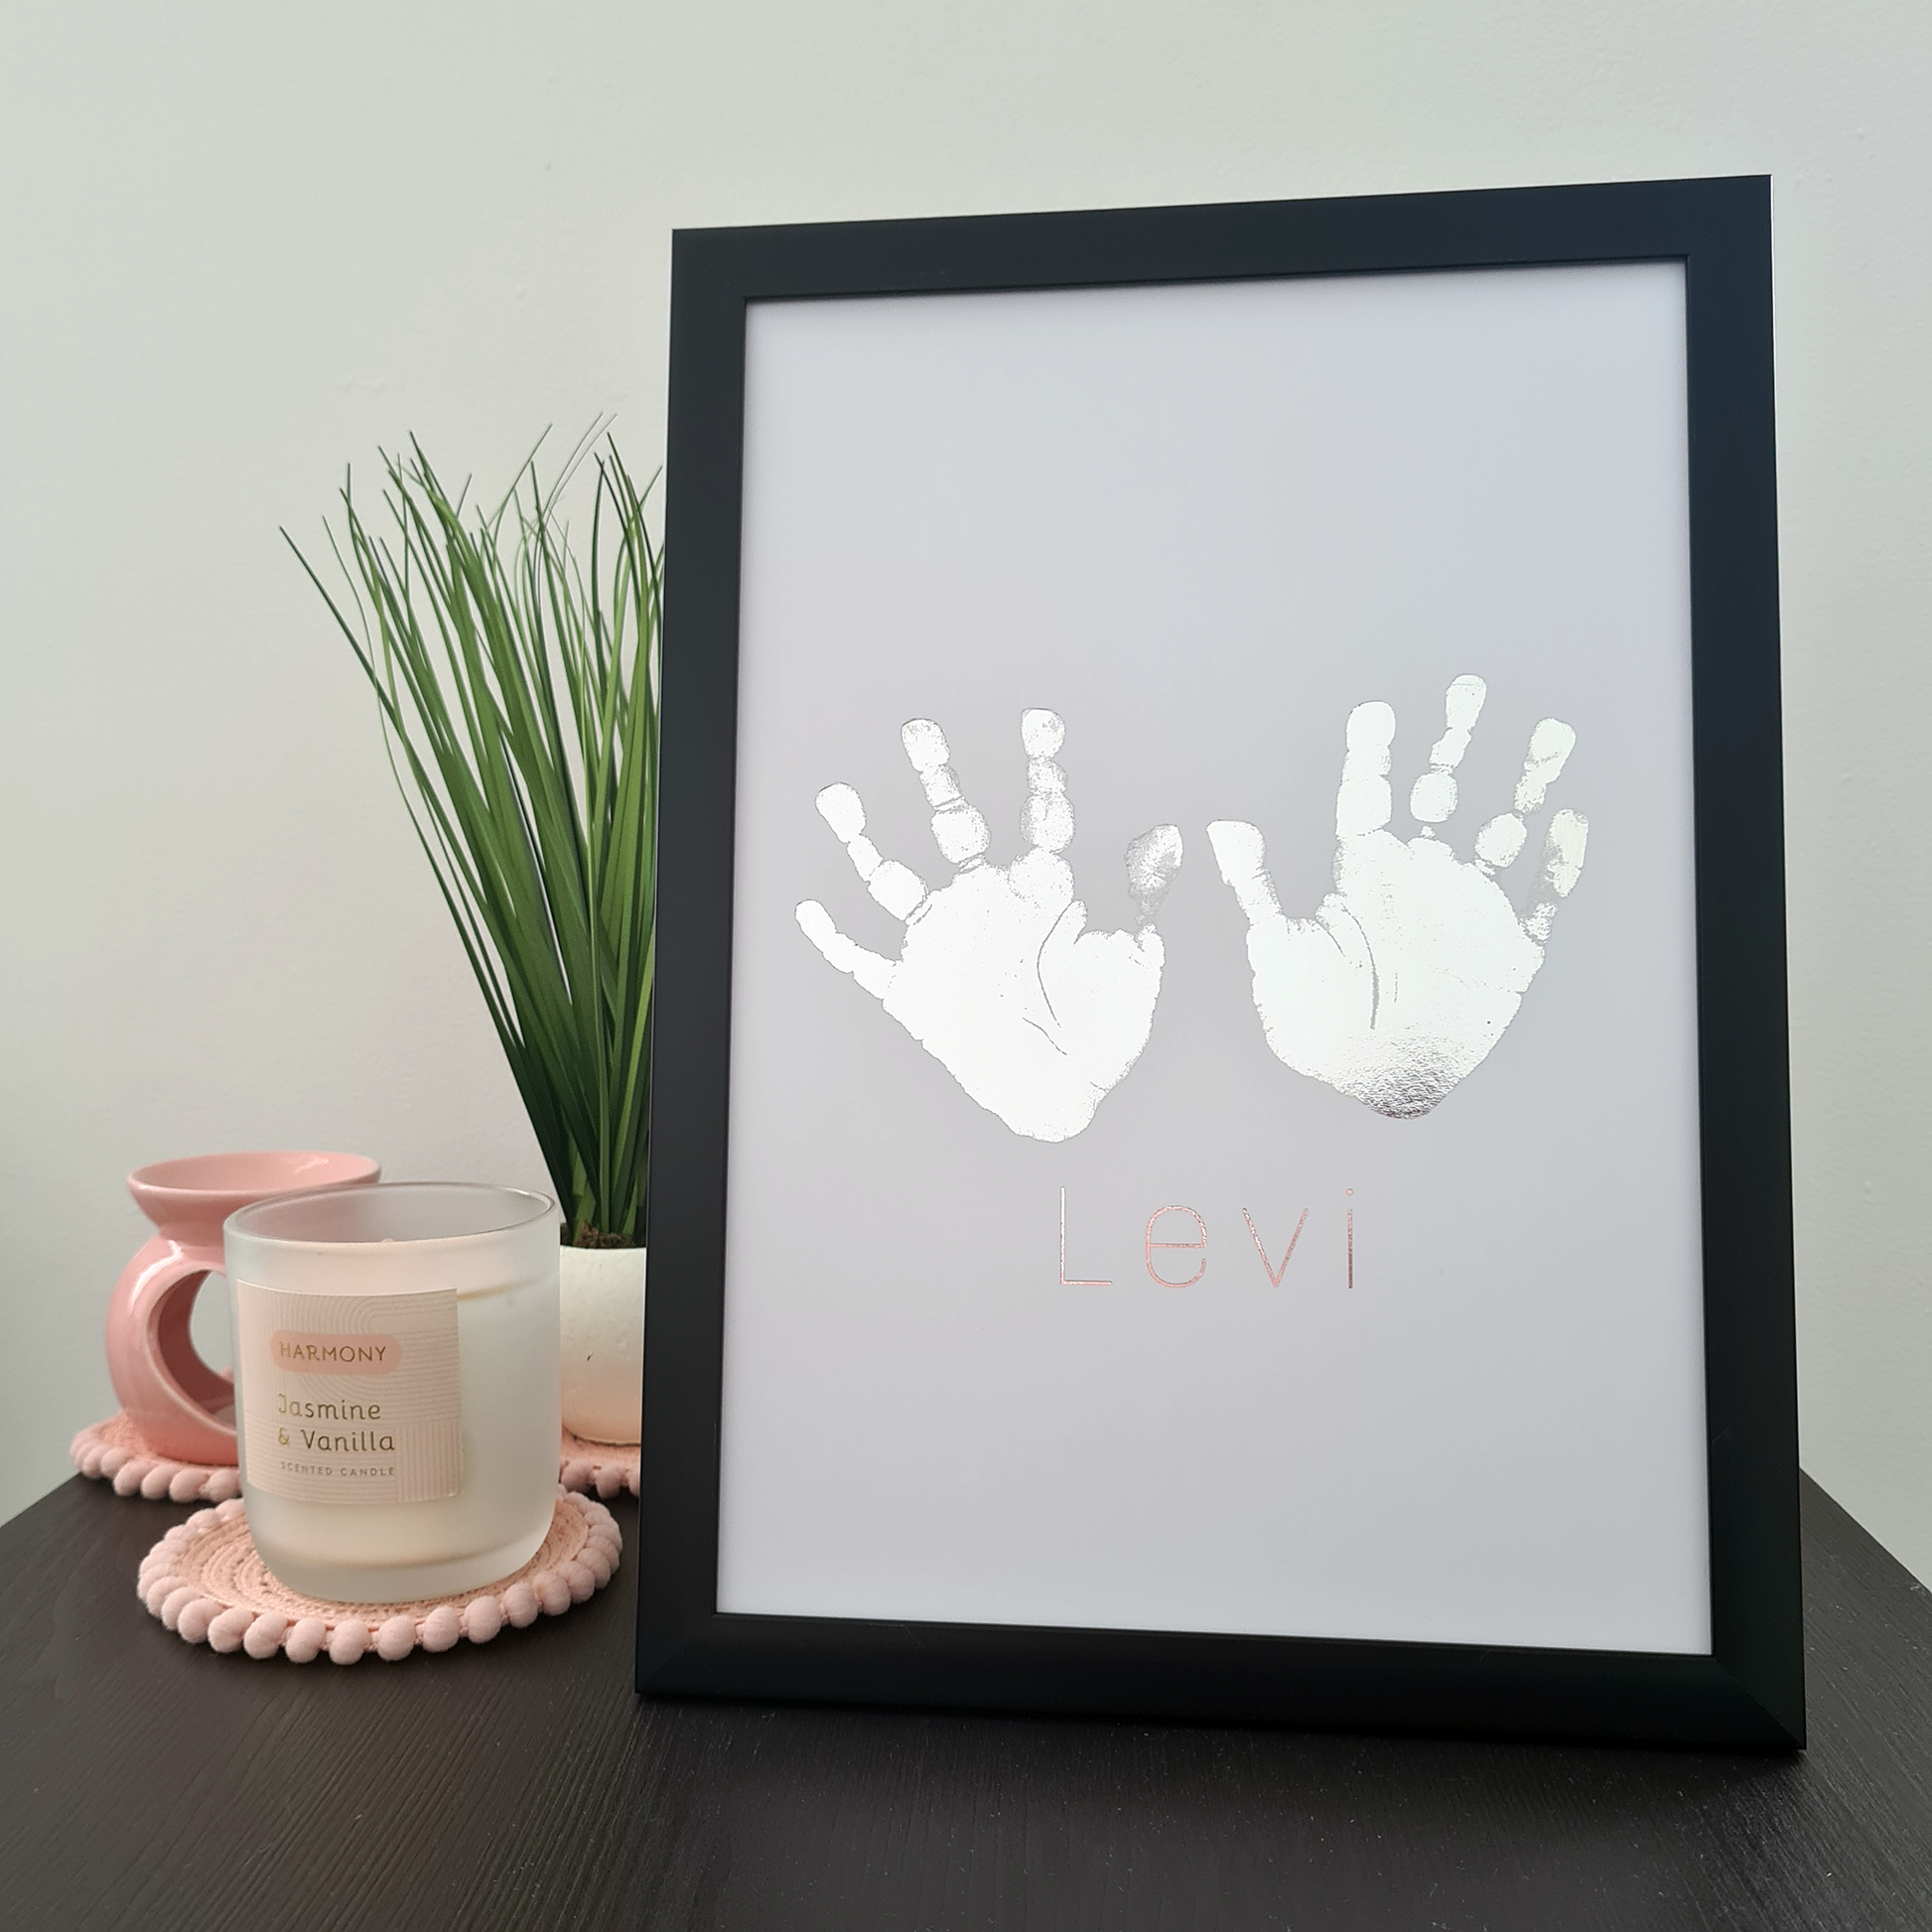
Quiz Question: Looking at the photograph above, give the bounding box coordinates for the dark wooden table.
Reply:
[2,1473,1928,1929]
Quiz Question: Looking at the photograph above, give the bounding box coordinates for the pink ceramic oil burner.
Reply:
[106,1152,380,1463]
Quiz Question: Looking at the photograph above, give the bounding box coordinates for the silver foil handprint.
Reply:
[796,711,1183,1143]
[1208,675,1588,1118]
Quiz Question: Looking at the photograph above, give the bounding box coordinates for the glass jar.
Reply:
[224,1182,560,1602]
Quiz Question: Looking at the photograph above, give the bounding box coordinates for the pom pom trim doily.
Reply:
[559,1426,639,1499]
[71,1411,241,1503]
[137,1489,621,1663]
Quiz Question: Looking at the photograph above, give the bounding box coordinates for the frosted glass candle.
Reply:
[224,1182,560,1602]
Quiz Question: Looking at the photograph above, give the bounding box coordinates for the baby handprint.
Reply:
[797,710,1182,1143]
[1208,675,1587,1118]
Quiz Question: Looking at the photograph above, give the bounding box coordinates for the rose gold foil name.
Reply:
[1058,1192,1356,1292]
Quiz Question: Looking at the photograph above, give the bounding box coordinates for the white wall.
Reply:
[3,0,1928,1586]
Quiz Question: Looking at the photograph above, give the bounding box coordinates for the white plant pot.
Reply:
[558,1244,645,1445]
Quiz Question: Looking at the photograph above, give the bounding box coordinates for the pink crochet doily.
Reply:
[559,1426,639,1499]
[137,1489,621,1663]
[71,1411,241,1504]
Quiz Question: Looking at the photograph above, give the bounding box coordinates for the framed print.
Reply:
[639,177,1802,1747]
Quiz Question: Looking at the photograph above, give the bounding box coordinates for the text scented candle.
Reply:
[224,1183,560,1602]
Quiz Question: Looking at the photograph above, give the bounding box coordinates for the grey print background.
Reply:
[719,262,1711,1654]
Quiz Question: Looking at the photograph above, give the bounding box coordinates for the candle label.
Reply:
[234,1282,462,1505]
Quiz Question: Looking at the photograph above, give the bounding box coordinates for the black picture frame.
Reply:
[637,176,1801,1749]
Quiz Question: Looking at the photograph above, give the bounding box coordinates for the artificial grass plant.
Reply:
[288,433,660,1247]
